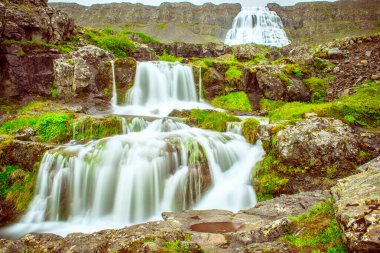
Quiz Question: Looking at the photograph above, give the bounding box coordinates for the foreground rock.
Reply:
[331,156,380,253]
[0,190,329,252]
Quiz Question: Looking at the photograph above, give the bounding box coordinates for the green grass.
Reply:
[242,118,260,144]
[1,40,74,54]
[303,77,329,103]
[282,199,346,253]
[0,165,20,199]
[260,80,380,126]
[162,240,198,253]
[158,50,183,62]
[225,66,242,84]
[17,101,51,114]
[121,29,160,44]
[0,112,74,143]
[211,91,252,112]
[83,28,136,58]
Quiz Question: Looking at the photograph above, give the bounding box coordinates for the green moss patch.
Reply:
[303,77,329,103]
[225,66,242,84]
[158,50,184,62]
[281,199,346,253]
[74,116,124,141]
[211,91,252,112]
[242,118,260,144]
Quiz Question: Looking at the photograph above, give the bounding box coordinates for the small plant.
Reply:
[51,87,58,98]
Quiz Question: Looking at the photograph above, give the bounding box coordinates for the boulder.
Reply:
[276,117,360,170]
[327,48,344,59]
[54,45,113,97]
[256,70,286,100]
[153,42,232,58]
[331,156,380,252]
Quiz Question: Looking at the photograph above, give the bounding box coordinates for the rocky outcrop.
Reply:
[153,42,231,58]
[276,116,360,170]
[0,43,61,98]
[49,2,241,44]
[0,0,74,43]
[0,190,329,252]
[54,45,113,98]
[268,0,380,45]
[331,156,380,252]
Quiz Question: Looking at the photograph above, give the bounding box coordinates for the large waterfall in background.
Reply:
[113,61,211,116]
[0,61,265,238]
[225,7,290,47]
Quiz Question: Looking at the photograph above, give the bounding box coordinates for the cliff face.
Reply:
[268,0,380,45]
[49,2,241,43]
[50,0,380,45]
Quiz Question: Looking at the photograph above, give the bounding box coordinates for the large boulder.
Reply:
[54,45,113,97]
[0,0,74,43]
[153,42,232,58]
[331,156,380,252]
[276,117,360,170]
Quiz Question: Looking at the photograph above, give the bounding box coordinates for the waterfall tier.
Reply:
[113,61,210,116]
[1,118,264,237]
[225,7,290,47]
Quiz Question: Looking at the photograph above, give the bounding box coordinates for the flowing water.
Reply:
[225,7,290,47]
[1,61,266,238]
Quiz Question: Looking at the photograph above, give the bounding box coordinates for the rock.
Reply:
[331,157,380,252]
[153,42,231,58]
[54,45,113,97]
[257,70,285,100]
[13,127,35,141]
[285,78,311,102]
[0,139,55,171]
[288,45,313,64]
[327,48,343,59]
[231,44,271,62]
[133,44,158,61]
[365,51,372,58]
[333,66,340,73]
[276,117,360,170]
[371,74,380,80]
[304,112,318,119]
[355,156,380,173]
[0,0,74,43]
[360,59,368,66]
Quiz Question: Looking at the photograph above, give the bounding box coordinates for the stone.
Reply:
[360,59,368,66]
[331,156,380,252]
[276,117,360,170]
[327,48,343,59]
[365,51,372,58]
[54,45,113,97]
[257,70,285,100]
[371,74,380,80]
[333,66,340,73]
[304,112,318,119]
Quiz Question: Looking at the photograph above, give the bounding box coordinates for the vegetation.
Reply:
[0,165,20,199]
[260,80,380,126]
[225,66,242,84]
[162,240,200,253]
[1,39,74,54]
[121,29,160,44]
[242,118,260,144]
[282,199,346,253]
[211,91,252,112]
[74,116,124,141]
[303,77,329,103]
[158,50,184,62]
[83,28,136,58]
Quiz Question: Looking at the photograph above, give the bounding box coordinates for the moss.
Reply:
[121,29,161,44]
[211,91,252,112]
[282,64,307,77]
[1,40,74,54]
[73,116,124,141]
[303,77,329,103]
[225,66,242,84]
[162,240,200,253]
[16,49,25,57]
[17,101,51,114]
[0,165,20,199]
[313,58,332,71]
[176,109,240,132]
[276,72,292,86]
[281,199,346,253]
[158,50,184,62]
[242,118,260,144]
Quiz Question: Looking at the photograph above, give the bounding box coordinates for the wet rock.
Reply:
[331,156,380,252]
[276,117,360,170]
[54,45,113,97]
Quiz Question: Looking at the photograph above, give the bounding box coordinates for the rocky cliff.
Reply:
[48,2,241,43]
[50,0,380,45]
[268,0,380,45]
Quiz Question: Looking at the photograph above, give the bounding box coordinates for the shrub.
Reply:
[211,91,252,112]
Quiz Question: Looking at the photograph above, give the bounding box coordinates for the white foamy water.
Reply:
[1,61,266,239]
[225,7,290,47]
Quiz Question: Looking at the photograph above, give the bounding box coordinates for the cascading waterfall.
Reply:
[225,7,290,47]
[111,60,117,106]
[1,60,266,239]
[113,61,212,116]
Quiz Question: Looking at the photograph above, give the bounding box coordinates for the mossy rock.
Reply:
[242,118,260,144]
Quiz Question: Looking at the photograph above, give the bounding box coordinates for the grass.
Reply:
[162,240,200,253]
[16,101,51,114]
[211,91,252,112]
[158,50,184,62]
[0,165,20,199]
[303,77,329,103]
[225,66,242,84]
[260,80,380,126]
[6,168,36,212]
[242,118,260,144]
[282,199,346,253]
[83,28,136,58]
[121,29,160,44]
[1,40,74,54]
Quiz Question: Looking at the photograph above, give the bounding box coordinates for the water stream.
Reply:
[1,61,266,238]
[225,7,290,47]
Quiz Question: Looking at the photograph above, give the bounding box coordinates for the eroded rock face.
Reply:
[331,156,380,252]
[0,0,74,43]
[276,117,360,170]
[54,45,113,97]
[153,42,231,58]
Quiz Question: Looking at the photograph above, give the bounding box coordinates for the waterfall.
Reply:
[225,7,290,47]
[1,118,265,237]
[111,60,117,106]
[113,61,212,116]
